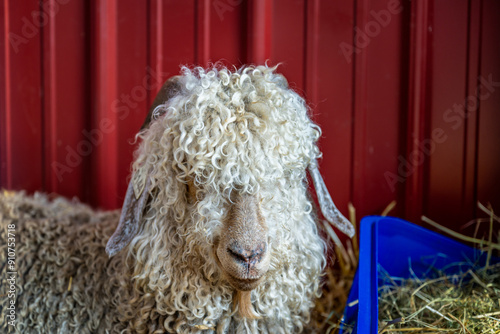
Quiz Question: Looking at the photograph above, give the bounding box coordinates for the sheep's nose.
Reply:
[228,243,267,266]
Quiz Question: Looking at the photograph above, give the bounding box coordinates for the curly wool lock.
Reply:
[0,65,352,333]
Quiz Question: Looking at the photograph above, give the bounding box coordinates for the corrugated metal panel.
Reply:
[477,0,500,212]
[404,0,431,224]
[1,0,44,192]
[310,0,355,219]
[43,0,89,200]
[1,0,499,236]
[427,0,470,227]
[351,0,406,219]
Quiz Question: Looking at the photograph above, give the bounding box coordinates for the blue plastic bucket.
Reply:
[341,216,500,333]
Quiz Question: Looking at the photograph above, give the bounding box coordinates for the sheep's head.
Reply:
[106,65,354,327]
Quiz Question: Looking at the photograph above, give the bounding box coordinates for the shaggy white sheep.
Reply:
[0,64,353,334]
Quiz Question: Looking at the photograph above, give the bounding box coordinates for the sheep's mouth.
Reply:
[213,246,265,291]
[225,272,264,291]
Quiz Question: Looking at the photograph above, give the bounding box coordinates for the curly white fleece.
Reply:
[118,65,327,333]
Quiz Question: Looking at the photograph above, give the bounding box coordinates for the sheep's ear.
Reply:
[106,76,181,257]
[140,75,182,131]
[308,161,355,238]
[106,168,151,257]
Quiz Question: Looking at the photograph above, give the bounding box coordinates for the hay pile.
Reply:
[307,202,499,334]
[378,263,500,332]
[378,204,500,333]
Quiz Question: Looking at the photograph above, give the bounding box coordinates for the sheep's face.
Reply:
[148,68,319,270]
[113,66,330,327]
[173,127,317,295]
[143,70,323,290]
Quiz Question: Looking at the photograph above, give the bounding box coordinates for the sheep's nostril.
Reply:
[227,243,267,264]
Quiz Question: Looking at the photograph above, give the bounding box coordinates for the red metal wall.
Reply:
[1,0,499,236]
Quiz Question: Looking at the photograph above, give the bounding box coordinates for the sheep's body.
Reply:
[0,192,124,333]
[0,65,350,333]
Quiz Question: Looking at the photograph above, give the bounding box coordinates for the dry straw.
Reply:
[308,200,397,333]
[308,202,499,333]
[378,203,500,333]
